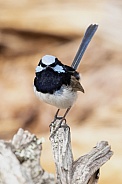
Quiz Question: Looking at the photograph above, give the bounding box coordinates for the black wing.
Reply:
[64,65,80,80]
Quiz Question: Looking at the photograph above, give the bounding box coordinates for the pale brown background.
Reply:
[0,0,122,183]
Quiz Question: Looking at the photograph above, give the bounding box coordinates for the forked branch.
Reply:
[0,122,113,184]
[50,119,113,184]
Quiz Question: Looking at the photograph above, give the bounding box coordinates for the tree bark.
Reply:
[0,128,55,184]
[50,119,113,184]
[0,120,113,184]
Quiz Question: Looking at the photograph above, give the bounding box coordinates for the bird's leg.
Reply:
[53,107,71,122]
[54,108,62,120]
[50,109,61,127]
[62,107,71,120]
[57,107,71,127]
[54,107,71,122]
[50,107,71,137]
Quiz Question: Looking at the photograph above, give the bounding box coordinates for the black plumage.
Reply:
[34,61,80,94]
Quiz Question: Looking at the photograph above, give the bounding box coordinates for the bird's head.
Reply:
[35,55,65,73]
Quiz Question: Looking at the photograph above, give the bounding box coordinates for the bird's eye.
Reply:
[50,58,59,67]
[50,63,56,67]
[38,60,42,66]
[38,59,46,67]
[41,63,46,67]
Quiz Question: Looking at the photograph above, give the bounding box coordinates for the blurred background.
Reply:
[0,0,122,183]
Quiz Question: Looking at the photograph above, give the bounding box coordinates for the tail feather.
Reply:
[71,24,98,70]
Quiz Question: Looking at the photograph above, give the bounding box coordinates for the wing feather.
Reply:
[70,76,84,93]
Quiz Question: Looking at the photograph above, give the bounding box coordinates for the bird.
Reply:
[34,54,84,115]
[34,24,98,120]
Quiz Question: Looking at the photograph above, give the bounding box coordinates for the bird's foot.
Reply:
[49,107,71,138]
[49,117,66,138]
[49,108,62,127]
[49,116,62,128]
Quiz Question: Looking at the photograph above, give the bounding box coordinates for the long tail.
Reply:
[71,24,98,70]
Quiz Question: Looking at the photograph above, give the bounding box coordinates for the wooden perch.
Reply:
[50,119,113,184]
[0,120,113,184]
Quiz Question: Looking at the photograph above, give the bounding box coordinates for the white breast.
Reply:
[34,85,77,109]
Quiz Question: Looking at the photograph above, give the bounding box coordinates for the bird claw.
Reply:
[49,117,66,138]
[49,116,63,128]
[49,107,71,138]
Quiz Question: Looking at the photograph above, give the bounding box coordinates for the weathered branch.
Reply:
[50,121,73,184]
[50,119,113,184]
[0,128,55,184]
[0,121,113,184]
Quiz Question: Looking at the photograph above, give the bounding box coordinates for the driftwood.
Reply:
[0,119,113,184]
